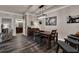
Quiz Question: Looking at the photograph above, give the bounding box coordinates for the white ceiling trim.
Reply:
[44,5,72,14]
[25,12,37,16]
[0,10,22,16]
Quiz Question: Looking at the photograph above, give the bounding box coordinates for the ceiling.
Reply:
[0,5,65,15]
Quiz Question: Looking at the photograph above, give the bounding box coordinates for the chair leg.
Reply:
[39,37,44,47]
[78,45,79,51]
[56,44,59,53]
[63,50,65,53]
[53,40,55,46]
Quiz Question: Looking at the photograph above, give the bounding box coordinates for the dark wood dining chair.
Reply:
[27,27,31,36]
[50,30,58,46]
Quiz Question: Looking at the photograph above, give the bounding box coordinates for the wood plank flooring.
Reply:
[0,34,58,53]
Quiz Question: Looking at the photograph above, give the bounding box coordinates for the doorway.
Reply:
[16,19,23,34]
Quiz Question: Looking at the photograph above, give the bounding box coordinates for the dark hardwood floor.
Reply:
[0,34,58,53]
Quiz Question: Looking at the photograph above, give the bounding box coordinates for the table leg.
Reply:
[78,45,79,51]
[56,44,59,53]
[46,37,51,49]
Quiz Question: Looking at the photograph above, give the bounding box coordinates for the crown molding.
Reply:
[44,5,72,14]
[0,10,22,16]
[25,12,37,17]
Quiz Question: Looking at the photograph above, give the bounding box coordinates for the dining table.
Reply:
[40,31,52,50]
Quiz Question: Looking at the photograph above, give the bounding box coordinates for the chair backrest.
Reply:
[28,27,31,30]
[50,30,58,41]
[51,30,57,34]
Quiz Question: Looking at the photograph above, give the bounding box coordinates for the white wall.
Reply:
[27,14,37,28]
[60,6,79,39]
[26,6,79,40]
[39,5,79,40]
[24,6,79,41]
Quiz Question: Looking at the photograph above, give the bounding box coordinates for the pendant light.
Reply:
[37,5,47,19]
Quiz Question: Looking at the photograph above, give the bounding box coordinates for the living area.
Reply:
[0,5,79,53]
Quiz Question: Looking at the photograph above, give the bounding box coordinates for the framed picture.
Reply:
[67,16,79,23]
[45,16,57,26]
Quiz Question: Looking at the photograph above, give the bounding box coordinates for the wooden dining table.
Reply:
[40,31,52,50]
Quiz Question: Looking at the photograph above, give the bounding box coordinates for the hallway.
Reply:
[0,34,56,53]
